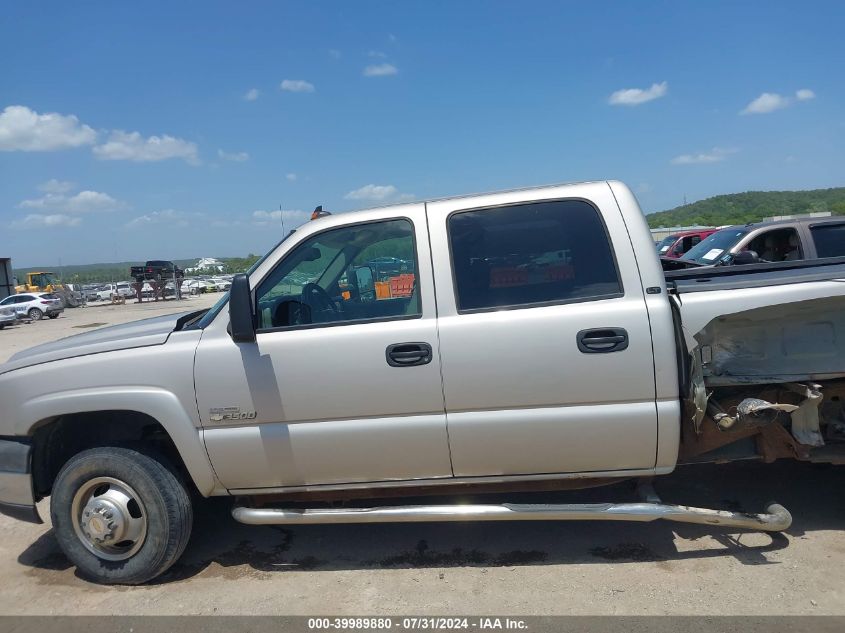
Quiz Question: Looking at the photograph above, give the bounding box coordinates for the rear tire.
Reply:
[50,447,193,585]
[48,313,59,319]
[28,308,43,321]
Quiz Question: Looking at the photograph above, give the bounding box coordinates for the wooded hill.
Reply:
[646,187,845,228]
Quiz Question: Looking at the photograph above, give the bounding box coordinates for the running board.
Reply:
[232,500,792,532]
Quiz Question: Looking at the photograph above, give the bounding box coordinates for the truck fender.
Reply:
[18,386,219,496]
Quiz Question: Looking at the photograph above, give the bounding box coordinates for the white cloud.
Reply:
[19,189,124,214]
[38,178,75,194]
[11,213,82,229]
[11,183,123,228]
[93,130,199,164]
[243,88,260,101]
[671,147,737,165]
[286,172,297,181]
[368,50,387,58]
[608,81,667,106]
[217,149,249,162]
[252,209,308,228]
[125,209,204,228]
[363,63,398,77]
[0,105,97,151]
[344,184,414,202]
[741,89,816,114]
[741,92,790,115]
[280,79,315,93]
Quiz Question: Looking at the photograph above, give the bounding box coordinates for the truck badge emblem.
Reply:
[209,407,257,422]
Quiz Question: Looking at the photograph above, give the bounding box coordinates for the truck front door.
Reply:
[426,183,659,477]
[195,206,453,490]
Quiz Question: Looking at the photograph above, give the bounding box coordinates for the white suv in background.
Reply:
[0,293,64,321]
[0,306,17,329]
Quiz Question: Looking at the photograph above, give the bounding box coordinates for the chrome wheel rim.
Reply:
[71,476,148,561]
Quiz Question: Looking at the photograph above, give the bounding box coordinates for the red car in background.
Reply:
[655,229,718,259]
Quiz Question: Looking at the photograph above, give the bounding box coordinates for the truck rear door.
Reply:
[426,182,660,477]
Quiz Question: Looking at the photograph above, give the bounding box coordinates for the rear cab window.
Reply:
[447,199,622,312]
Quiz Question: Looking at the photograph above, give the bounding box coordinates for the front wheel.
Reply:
[50,447,193,585]
[28,308,43,321]
[48,313,59,319]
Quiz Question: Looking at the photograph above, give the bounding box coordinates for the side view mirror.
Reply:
[355,266,376,300]
[732,250,760,266]
[229,273,255,343]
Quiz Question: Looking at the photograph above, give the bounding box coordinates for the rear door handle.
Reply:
[386,342,433,367]
[576,328,629,353]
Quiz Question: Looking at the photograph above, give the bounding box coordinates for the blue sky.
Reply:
[2,1,843,267]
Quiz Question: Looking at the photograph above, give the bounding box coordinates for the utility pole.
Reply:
[279,204,286,236]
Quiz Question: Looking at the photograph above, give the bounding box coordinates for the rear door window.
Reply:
[810,223,845,258]
[448,200,622,312]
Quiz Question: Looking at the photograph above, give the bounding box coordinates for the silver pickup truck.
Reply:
[1,180,844,585]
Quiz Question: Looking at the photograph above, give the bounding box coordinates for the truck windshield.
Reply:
[682,228,748,264]
[656,235,678,254]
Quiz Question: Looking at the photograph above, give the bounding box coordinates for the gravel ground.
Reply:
[0,298,843,615]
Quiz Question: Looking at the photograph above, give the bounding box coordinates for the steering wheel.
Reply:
[301,283,339,321]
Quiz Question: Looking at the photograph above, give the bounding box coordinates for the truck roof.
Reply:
[310,179,614,226]
[723,215,845,232]
[663,228,718,238]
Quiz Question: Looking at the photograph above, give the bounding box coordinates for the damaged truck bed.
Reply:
[667,257,845,465]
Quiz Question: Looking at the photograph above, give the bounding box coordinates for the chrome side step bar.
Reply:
[232,498,792,532]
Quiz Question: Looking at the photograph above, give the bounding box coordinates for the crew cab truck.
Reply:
[678,216,845,267]
[1,180,844,585]
[130,260,183,283]
[655,228,717,259]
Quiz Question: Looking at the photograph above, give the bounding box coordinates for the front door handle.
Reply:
[386,342,433,367]
[576,328,629,353]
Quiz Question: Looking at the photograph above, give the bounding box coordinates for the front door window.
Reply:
[255,219,420,330]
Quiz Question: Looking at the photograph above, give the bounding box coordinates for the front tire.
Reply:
[28,308,43,321]
[48,313,59,319]
[50,447,193,585]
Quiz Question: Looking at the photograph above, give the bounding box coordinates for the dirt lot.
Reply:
[0,298,843,615]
